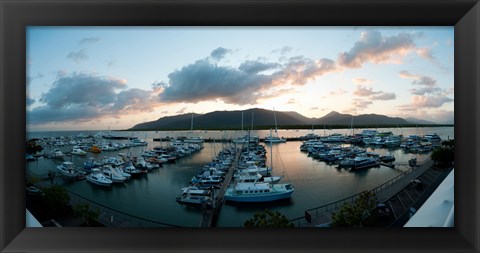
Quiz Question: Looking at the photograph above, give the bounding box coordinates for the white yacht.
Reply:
[71,148,87,156]
[86,169,113,186]
[122,161,143,176]
[113,166,131,180]
[101,165,126,183]
[56,161,82,178]
[176,188,211,205]
[50,149,64,158]
[224,182,294,202]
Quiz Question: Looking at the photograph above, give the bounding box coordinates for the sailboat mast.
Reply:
[241,111,244,131]
[351,115,354,136]
[251,111,254,130]
[273,108,278,133]
[190,113,194,133]
[270,141,273,170]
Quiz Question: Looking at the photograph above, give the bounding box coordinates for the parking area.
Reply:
[374,166,453,227]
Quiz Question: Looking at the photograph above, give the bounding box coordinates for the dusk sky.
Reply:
[27,27,454,131]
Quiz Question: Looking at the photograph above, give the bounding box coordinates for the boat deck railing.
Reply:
[290,158,432,227]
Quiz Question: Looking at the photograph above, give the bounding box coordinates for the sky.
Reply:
[26,27,454,131]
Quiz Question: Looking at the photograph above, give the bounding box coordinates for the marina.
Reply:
[26,126,453,227]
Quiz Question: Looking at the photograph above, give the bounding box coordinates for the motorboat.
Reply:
[379,153,395,163]
[88,145,102,153]
[86,168,113,186]
[236,165,272,176]
[101,165,126,183]
[49,149,64,158]
[351,156,379,170]
[71,148,87,156]
[224,182,294,202]
[56,161,83,179]
[176,188,211,205]
[113,166,131,180]
[122,161,143,176]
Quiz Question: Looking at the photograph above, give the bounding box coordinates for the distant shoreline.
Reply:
[26,124,454,133]
[122,124,454,132]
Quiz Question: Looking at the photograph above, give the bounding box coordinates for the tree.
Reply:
[42,185,70,216]
[244,209,294,227]
[332,191,378,227]
[26,139,43,154]
[73,203,100,226]
[441,139,454,149]
[431,139,454,167]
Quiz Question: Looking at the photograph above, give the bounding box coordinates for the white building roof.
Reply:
[404,169,454,227]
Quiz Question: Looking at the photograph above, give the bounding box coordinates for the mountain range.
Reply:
[130,108,439,130]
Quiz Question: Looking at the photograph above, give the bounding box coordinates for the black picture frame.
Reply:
[1,0,479,252]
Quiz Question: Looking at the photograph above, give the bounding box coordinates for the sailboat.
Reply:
[184,113,204,143]
[232,111,259,144]
[264,108,286,143]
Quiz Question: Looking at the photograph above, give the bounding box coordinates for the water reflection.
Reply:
[27,127,453,227]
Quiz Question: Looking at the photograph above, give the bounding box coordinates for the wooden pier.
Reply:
[200,150,240,227]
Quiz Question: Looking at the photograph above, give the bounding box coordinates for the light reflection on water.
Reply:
[27,127,451,227]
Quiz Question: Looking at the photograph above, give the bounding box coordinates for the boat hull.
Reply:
[224,190,293,202]
[87,177,112,186]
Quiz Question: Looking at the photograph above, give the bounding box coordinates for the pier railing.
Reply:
[290,158,432,227]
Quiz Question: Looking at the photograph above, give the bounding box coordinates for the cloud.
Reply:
[410,87,442,95]
[239,60,281,74]
[415,48,434,61]
[398,95,454,112]
[272,46,292,55]
[329,88,348,95]
[159,53,337,105]
[310,106,319,110]
[397,109,454,124]
[353,85,396,100]
[160,59,274,105]
[413,76,437,86]
[67,49,88,63]
[27,73,44,85]
[79,37,100,45]
[371,92,396,100]
[273,56,337,85]
[352,78,372,85]
[411,95,453,108]
[26,97,36,106]
[40,73,127,109]
[28,104,103,124]
[338,31,426,68]
[210,47,231,61]
[176,107,187,114]
[28,73,158,124]
[111,88,157,112]
[398,70,418,79]
[399,70,438,87]
[353,85,377,96]
[287,98,296,104]
[347,99,373,114]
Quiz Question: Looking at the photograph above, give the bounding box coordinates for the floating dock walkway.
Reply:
[199,150,241,227]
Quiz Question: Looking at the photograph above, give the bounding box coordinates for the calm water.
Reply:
[27,127,453,227]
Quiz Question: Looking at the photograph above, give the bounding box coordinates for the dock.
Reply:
[199,150,241,227]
